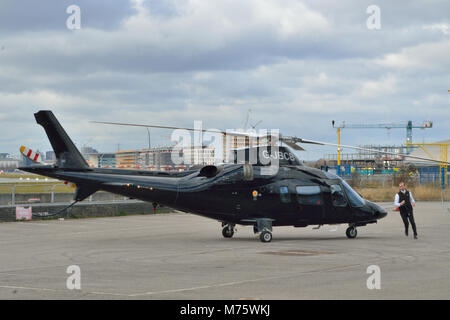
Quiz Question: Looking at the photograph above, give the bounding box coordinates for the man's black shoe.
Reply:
[414,235,418,239]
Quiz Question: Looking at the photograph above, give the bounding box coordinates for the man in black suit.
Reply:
[394,182,418,239]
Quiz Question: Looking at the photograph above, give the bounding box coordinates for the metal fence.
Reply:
[336,165,449,189]
[344,174,421,189]
[3,184,128,206]
[442,189,450,213]
[419,167,450,188]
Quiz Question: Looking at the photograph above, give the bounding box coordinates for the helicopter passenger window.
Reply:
[279,186,291,203]
[330,184,347,207]
[296,186,321,205]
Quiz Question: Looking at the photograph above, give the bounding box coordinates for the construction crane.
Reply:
[331,120,433,165]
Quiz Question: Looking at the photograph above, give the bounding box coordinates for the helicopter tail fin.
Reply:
[34,110,88,169]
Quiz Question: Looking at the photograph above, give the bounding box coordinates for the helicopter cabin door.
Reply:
[295,185,324,225]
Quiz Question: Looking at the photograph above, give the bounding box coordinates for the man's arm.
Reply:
[394,194,401,207]
[410,192,416,207]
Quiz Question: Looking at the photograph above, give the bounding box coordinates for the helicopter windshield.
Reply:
[341,180,365,207]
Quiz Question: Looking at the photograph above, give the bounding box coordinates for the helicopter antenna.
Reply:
[251,120,263,129]
[243,109,251,129]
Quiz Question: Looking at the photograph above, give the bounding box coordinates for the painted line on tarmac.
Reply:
[0,255,420,298]
[0,285,61,293]
[118,263,365,297]
[0,264,363,298]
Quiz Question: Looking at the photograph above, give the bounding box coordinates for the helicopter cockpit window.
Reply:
[330,184,347,207]
[279,186,291,203]
[296,186,321,205]
[341,180,365,207]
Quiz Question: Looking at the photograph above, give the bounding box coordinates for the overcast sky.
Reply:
[0,0,449,160]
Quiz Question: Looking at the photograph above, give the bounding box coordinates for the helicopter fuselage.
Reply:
[25,163,387,229]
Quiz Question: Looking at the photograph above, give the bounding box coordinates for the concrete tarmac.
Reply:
[0,202,449,299]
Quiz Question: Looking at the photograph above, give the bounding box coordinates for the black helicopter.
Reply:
[20,111,443,242]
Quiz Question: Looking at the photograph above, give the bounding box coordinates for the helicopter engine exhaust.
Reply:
[198,165,223,178]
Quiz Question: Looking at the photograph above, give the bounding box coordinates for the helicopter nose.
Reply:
[374,204,387,219]
[366,201,387,219]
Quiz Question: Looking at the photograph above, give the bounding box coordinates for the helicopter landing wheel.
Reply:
[222,225,234,238]
[260,230,272,243]
[346,226,357,239]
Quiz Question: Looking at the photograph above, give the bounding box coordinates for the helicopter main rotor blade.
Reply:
[92,120,447,165]
[288,137,450,165]
[91,121,259,137]
[92,121,220,133]
[94,120,306,149]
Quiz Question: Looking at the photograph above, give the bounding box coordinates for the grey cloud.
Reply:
[1,0,447,81]
[0,0,136,33]
[304,0,450,29]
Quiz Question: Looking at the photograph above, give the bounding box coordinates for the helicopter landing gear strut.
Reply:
[222,223,235,238]
[346,225,358,239]
[254,218,274,243]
